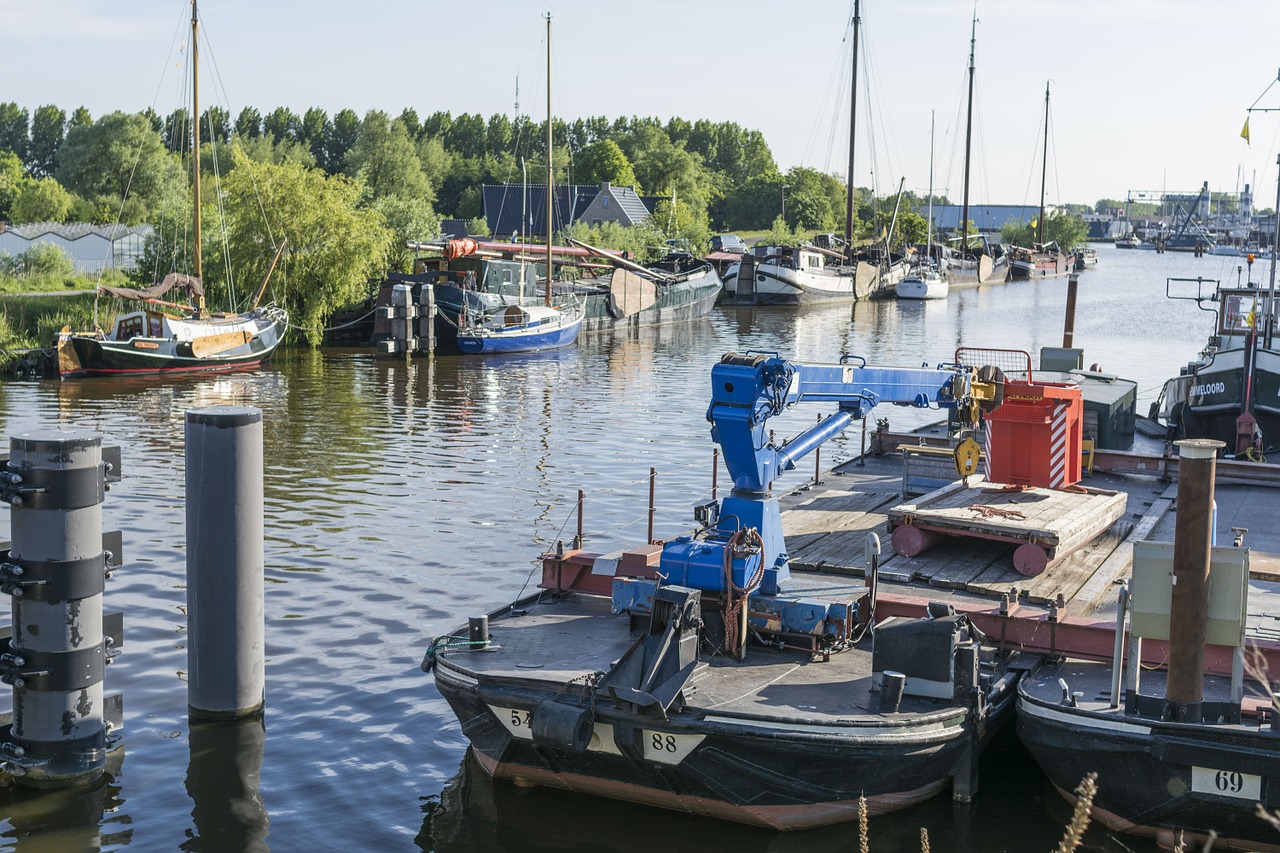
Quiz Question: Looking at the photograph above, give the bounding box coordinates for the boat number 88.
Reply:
[1215,770,1244,793]
[651,733,678,753]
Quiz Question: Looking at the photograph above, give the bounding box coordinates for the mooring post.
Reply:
[574,489,584,549]
[647,468,656,544]
[1,430,121,788]
[1165,438,1224,723]
[1063,273,1079,348]
[186,407,264,721]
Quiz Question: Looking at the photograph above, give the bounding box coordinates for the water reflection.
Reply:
[183,717,268,853]
[0,754,129,851]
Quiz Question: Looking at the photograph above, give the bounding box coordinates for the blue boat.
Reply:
[456,302,583,354]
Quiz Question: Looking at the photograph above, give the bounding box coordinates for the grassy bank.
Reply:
[0,292,101,351]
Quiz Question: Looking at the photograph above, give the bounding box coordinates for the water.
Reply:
[0,245,1245,851]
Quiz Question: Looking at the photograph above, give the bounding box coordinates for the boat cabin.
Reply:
[111,310,168,341]
[1216,287,1277,345]
[487,304,561,331]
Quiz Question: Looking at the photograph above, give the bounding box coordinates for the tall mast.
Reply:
[960,9,976,255]
[1267,154,1280,348]
[927,110,935,255]
[843,0,860,261]
[191,0,204,314]
[1038,81,1050,245]
[544,13,553,308]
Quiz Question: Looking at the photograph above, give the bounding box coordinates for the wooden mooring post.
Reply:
[0,430,123,788]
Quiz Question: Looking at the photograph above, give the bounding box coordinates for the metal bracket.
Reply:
[0,447,121,509]
[0,637,105,691]
[0,531,123,601]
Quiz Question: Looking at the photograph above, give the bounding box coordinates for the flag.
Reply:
[1241,116,1251,145]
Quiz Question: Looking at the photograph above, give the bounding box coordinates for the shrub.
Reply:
[18,243,74,278]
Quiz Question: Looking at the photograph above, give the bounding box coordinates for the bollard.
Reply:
[1165,438,1224,723]
[879,671,906,712]
[186,407,264,720]
[1,430,122,788]
[1063,273,1079,348]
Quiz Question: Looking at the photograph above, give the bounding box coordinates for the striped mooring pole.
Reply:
[0,430,123,788]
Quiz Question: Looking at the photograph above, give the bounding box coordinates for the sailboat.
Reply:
[940,11,1005,286]
[721,0,880,304]
[897,111,948,300]
[454,14,582,354]
[56,0,287,380]
[1007,82,1070,281]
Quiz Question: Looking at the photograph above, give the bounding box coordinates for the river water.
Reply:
[0,245,1254,852]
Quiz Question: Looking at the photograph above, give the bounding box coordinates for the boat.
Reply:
[427,351,1027,829]
[55,0,286,380]
[940,13,1006,287]
[1007,83,1071,282]
[445,15,582,355]
[456,302,582,354]
[1115,232,1141,249]
[721,0,884,304]
[898,112,948,301]
[1073,247,1098,270]
[1018,444,1280,852]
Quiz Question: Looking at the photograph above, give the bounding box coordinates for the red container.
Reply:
[982,382,1083,488]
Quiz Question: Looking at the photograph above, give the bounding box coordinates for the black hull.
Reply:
[60,336,277,379]
[435,662,1014,830]
[1169,347,1280,450]
[1019,689,1280,851]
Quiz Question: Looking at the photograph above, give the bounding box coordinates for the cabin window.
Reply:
[116,316,144,339]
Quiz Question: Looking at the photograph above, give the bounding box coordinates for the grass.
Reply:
[0,292,102,351]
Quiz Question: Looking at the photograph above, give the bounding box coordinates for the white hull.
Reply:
[895,275,948,300]
[723,250,879,303]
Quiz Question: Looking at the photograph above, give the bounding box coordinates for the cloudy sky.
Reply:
[5,0,1280,208]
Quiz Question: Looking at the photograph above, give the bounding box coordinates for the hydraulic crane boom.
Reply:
[661,352,1002,596]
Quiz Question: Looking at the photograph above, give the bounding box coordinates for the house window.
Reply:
[602,197,609,209]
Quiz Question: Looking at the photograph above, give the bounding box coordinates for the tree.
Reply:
[373,195,441,273]
[235,107,262,139]
[300,107,329,166]
[210,146,390,342]
[263,107,300,143]
[68,107,92,131]
[1042,210,1088,248]
[0,150,30,220]
[11,177,73,223]
[575,139,638,190]
[326,109,360,173]
[57,111,185,213]
[398,108,421,140]
[649,197,710,255]
[0,102,29,162]
[29,105,66,178]
[140,107,163,135]
[163,108,191,153]
[781,166,844,232]
[343,112,432,202]
[891,209,928,250]
[200,106,231,145]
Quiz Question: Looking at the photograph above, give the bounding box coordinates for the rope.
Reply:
[284,308,375,335]
[420,634,490,672]
[968,505,1026,520]
[721,528,765,657]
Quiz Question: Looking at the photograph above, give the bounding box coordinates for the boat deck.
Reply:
[453,591,983,726]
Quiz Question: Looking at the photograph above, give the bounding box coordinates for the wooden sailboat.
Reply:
[454,14,582,354]
[56,0,287,380]
[721,0,880,304]
[1007,82,1070,280]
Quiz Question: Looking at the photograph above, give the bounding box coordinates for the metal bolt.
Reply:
[8,497,20,507]
[13,678,25,688]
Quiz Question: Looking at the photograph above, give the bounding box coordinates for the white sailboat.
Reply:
[897,111,948,300]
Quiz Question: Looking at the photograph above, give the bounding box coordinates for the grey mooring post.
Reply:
[186,407,264,720]
[0,430,123,788]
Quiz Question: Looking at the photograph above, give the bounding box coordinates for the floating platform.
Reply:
[886,476,1129,577]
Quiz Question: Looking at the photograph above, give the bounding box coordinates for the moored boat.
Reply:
[896,265,948,300]
[456,301,582,354]
[1008,243,1071,280]
[427,351,1028,829]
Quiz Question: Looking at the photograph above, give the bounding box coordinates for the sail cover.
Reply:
[97,272,205,302]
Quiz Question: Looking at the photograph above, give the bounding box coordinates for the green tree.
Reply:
[212,146,390,342]
[263,107,300,143]
[343,112,432,202]
[58,112,184,213]
[398,108,421,140]
[200,106,231,144]
[373,194,441,273]
[68,107,92,132]
[649,197,710,255]
[29,105,66,178]
[0,102,29,162]
[300,107,329,166]
[1042,209,1088,248]
[575,139,638,190]
[416,136,454,196]
[11,177,73,223]
[237,134,316,168]
[235,107,262,139]
[891,209,928,250]
[163,108,191,153]
[326,109,360,173]
[1001,219,1034,247]
[782,166,844,232]
[16,243,74,278]
[0,150,29,220]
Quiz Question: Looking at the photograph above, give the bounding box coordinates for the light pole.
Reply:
[781,184,789,223]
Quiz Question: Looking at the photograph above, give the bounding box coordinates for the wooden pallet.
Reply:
[885,476,1129,577]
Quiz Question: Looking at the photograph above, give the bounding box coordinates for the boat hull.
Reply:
[1019,664,1280,852]
[1163,346,1280,448]
[435,660,1007,830]
[895,278,948,300]
[456,317,582,354]
[722,259,879,304]
[1008,252,1070,280]
[57,322,282,379]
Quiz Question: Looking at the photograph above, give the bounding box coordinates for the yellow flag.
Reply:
[1241,116,1251,145]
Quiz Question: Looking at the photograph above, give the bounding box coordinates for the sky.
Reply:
[5,0,1280,209]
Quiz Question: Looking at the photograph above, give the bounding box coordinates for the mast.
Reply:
[843,0,860,261]
[1037,80,1050,245]
[544,13,553,308]
[191,0,205,314]
[1267,154,1280,348]
[960,9,976,255]
[927,110,935,258]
